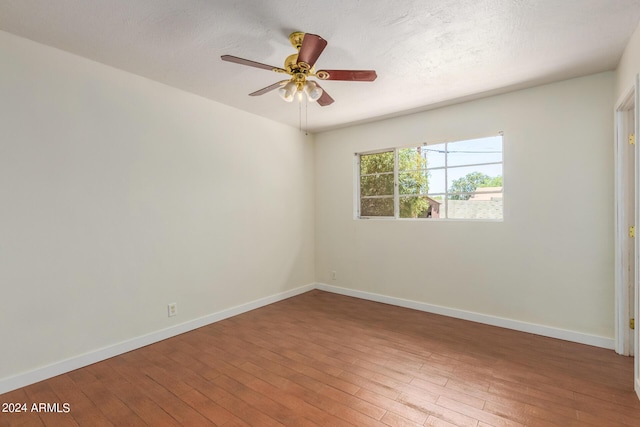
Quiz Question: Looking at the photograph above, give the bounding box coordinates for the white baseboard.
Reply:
[315,283,615,350]
[0,283,315,395]
[636,377,640,400]
[1,281,616,395]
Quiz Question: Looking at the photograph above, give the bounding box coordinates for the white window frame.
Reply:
[355,134,503,220]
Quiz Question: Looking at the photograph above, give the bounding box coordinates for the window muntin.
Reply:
[356,135,503,220]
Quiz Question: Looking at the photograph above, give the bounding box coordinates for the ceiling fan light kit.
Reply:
[221,31,377,106]
[303,81,323,101]
[279,80,298,102]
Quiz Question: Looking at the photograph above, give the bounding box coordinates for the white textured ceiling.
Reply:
[1,0,640,132]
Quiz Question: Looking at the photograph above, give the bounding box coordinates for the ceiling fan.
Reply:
[221,31,377,106]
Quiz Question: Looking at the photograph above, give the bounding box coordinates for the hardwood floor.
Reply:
[1,290,639,426]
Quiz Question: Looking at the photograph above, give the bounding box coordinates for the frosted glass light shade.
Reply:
[278,81,297,102]
[303,81,323,102]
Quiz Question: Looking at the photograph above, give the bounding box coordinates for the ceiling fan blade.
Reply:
[249,81,288,96]
[314,83,334,106]
[317,70,377,81]
[297,33,327,68]
[221,55,284,72]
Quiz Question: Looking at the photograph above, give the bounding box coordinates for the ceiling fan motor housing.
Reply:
[288,31,306,50]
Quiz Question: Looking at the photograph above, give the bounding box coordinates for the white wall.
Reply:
[315,72,615,340]
[616,20,640,101]
[0,30,315,382]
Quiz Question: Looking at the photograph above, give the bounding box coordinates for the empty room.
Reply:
[2,1,640,426]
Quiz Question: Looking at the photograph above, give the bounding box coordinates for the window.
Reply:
[359,150,395,216]
[357,135,503,220]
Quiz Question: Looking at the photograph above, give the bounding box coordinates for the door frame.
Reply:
[615,84,636,357]
[615,75,639,400]
[635,74,640,400]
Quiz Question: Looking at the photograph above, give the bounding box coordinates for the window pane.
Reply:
[398,147,427,171]
[361,173,394,196]
[425,143,446,168]
[448,164,503,200]
[437,200,447,218]
[426,168,446,194]
[360,151,394,174]
[447,198,503,220]
[400,195,441,218]
[399,171,428,195]
[447,137,502,167]
[361,197,394,216]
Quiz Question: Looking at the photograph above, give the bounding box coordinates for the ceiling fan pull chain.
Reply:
[299,97,302,133]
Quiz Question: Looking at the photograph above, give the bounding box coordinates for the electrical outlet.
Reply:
[331,271,337,280]
[168,302,177,317]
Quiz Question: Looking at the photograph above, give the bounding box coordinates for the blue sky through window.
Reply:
[423,136,502,195]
